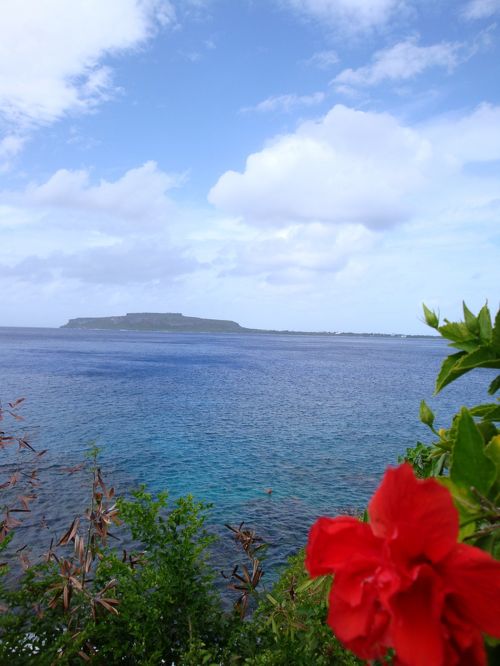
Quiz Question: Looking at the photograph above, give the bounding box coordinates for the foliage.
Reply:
[0,477,226,664]
[242,551,361,665]
[89,488,226,664]
[403,302,500,561]
[223,521,267,618]
[422,301,500,394]
[0,397,45,547]
[1,300,499,664]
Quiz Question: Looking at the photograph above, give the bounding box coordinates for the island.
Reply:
[61,312,248,333]
[61,312,432,338]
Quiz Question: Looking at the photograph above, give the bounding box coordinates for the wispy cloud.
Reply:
[462,0,500,19]
[242,92,325,114]
[0,134,26,172]
[305,50,339,69]
[280,0,408,34]
[333,37,463,89]
[0,0,172,169]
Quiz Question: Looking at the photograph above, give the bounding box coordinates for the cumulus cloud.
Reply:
[281,0,408,33]
[209,103,500,232]
[23,161,184,232]
[0,160,199,289]
[242,92,325,114]
[463,0,500,18]
[209,105,432,229]
[0,0,172,131]
[333,37,462,88]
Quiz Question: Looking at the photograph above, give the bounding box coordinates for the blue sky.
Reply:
[0,0,499,333]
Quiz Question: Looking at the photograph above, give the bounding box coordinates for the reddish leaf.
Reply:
[58,517,80,546]
[8,398,25,409]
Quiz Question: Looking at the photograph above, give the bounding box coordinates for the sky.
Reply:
[0,0,499,333]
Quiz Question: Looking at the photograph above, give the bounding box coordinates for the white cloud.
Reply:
[333,37,462,88]
[0,0,172,130]
[424,103,500,165]
[0,134,27,171]
[463,0,500,18]
[281,0,408,33]
[218,223,376,283]
[24,161,184,232]
[209,103,500,235]
[0,160,200,291]
[209,105,433,229]
[242,92,325,114]
[306,50,339,69]
[0,240,199,285]
[0,135,26,158]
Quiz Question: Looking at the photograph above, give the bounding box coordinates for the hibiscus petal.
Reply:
[440,543,500,639]
[452,638,486,666]
[328,582,390,661]
[306,516,382,577]
[389,564,446,666]
[442,604,486,666]
[368,463,458,563]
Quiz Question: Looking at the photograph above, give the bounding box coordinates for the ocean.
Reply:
[0,327,493,574]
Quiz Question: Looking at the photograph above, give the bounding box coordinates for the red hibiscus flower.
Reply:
[306,463,500,666]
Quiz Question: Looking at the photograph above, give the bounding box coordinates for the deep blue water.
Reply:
[0,327,493,574]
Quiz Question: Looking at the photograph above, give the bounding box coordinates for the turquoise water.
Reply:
[0,327,493,571]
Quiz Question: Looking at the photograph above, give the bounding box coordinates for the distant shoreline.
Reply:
[56,312,437,339]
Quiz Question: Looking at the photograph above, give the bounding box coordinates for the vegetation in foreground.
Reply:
[0,302,499,664]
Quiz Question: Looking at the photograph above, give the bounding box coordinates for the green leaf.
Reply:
[439,478,479,537]
[422,303,439,329]
[469,403,500,421]
[448,341,483,353]
[295,579,315,595]
[456,348,500,372]
[476,420,499,445]
[463,302,479,335]
[477,304,493,344]
[419,400,435,428]
[435,351,466,393]
[450,408,495,496]
[485,432,500,459]
[437,349,500,393]
[438,321,476,345]
[489,375,500,396]
[492,310,500,353]
[485,435,500,490]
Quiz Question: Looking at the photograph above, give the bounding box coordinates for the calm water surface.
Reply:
[0,327,492,573]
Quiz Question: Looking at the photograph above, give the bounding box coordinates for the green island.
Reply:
[61,311,430,338]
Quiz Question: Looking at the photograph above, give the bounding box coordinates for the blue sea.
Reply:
[0,327,493,574]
